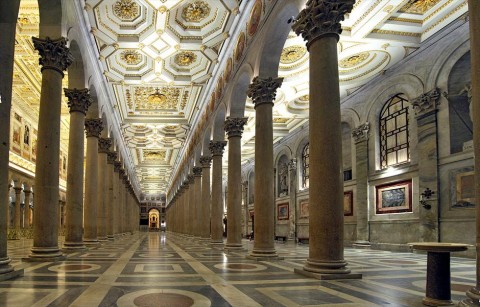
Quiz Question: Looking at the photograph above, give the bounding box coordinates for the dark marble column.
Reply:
[24,188,32,229]
[209,141,227,245]
[225,117,247,251]
[26,37,72,262]
[187,174,195,236]
[97,137,112,241]
[193,167,203,237]
[113,161,122,236]
[200,156,212,240]
[292,0,360,278]
[247,77,282,260]
[412,89,441,242]
[106,152,117,240]
[288,159,297,240]
[13,186,22,240]
[63,89,92,251]
[352,123,371,247]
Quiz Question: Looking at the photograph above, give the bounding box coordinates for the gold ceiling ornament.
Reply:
[273,118,289,123]
[147,88,168,105]
[120,50,142,65]
[298,94,309,102]
[400,0,440,14]
[135,86,181,110]
[280,46,307,64]
[165,125,178,130]
[182,1,211,22]
[113,0,140,20]
[174,51,197,66]
[143,150,166,161]
[339,52,369,68]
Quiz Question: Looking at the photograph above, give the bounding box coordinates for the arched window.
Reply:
[380,94,410,169]
[302,143,310,188]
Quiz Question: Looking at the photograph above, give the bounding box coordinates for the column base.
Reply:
[62,242,87,252]
[422,297,454,306]
[352,241,371,249]
[23,247,66,262]
[246,249,283,261]
[0,258,23,281]
[294,258,362,280]
[107,235,115,241]
[224,243,246,252]
[84,239,100,246]
[98,236,108,242]
[210,240,224,247]
[459,287,480,306]
[0,268,24,281]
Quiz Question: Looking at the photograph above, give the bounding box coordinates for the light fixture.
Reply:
[148,88,167,105]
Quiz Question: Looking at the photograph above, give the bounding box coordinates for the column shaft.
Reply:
[200,156,212,240]
[193,168,202,237]
[353,124,370,246]
[13,188,21,239]
[210,141,226,244]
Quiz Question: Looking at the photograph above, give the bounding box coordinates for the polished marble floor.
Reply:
[0,232,476,306]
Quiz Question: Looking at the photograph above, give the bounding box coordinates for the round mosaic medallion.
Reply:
[48,263,101,273]
[175,51,197,66]
[280,46,307,64]
[120,50,142,65]
[113,0,140,21]
[182,1,210,22]
[339,52,369,69]
[247,0,262,36]
[224,57,233,82]
[379,260,418,265]
[117,289,211,307]
[214,262,267,272]
[234,32,246,63]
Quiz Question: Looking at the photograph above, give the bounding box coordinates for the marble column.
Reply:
[242,181,249,237]
[352,123,371,247]
[292,0,360,278]
[113,161,121,236]
[0,0,23,279]
[288,159,297,240]
[97,137,111,241]
[460,1,480,305]
[63,88,92,251]
[200,156,212,240]
[187,175,195,236]
[13,186,22,240]
[24,189,32,228]
[193,167,203,237]
[106,152,117,240]
[26,37,72,262]
[209,141,227,245]
[224,117,247,251]
[83,118,103,244]
[412,89,441,242]
[246,77,282,260]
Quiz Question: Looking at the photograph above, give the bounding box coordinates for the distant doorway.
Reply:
[148,209,160,230]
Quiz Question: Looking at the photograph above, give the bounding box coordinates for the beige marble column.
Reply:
[352,123,371,247]
[200,156,212,240]
[26,37,72,262]
[97,137,111,241]
[246,77,282,260]
[63,88,92,251]
[0,0,23,278]
[209,141,227,245]
[113,161,121,236]
[193,167,203,237]
[106,152,117,240]
[224,117,247,251]
[292,0,360,278]
[24,189,32,229]
[13,186,22,240]
[83,118,103,245]
[460,1,480,305]
[118,169,125,234]
[288,159,297,240]
[187,175,195,236]
[123,175,129,234]
[242,181,249,237]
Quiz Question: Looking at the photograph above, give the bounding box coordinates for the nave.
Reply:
[0,232,475,306]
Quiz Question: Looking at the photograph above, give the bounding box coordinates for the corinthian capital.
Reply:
[64,88,93,115]
[412,88,440,116]
[188,174,195,184]
[200,155,212,168]
[247,77,283,108]
[114,161,122,172]
[98,137,112,153]
[224,117,248,138]
[352,122,370,143]
[32,37,73,76]
[107,151,118,164]
[292,0,354,47]
[209,140,227,156]
[84,118,103,138]
[193,167,203,177]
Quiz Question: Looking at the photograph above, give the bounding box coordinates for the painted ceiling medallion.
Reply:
[147,88,167,105]
[182,1,210,22]
[280,46,307,64]
[174,51,197,66]
[113,0,140,20]
[143,150,166,161]
[247,0,262,36]
[120,50,141,65]
[339,52,369,69]
[400,0,440,14]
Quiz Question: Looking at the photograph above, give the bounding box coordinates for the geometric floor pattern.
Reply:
[1,232,475,306]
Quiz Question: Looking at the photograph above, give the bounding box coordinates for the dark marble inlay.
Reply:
[226,264,257,270]
[133,293,194,307]
[380,260,418,265]
[59,264,92,271]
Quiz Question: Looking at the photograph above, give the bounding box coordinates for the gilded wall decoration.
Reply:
[182,1,211,22]
[280,46,307,64]
[113,0,140,20]
[143,150,167,161]
[339,52,369,68]
[247,0,262,36]
[234,32,246,63]
[399,0,440,14]
[273,118,288,124]
[174,51,197,66]
[120,50,142,65]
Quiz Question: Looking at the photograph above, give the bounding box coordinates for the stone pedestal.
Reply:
[292,0,360,278]
[25,37,72,262]
[352,123,370,248]
[83,118,103,245]
[63,88,92,251]
[200,156,212,240]
[225,117,247,251]
[210,141,227,245]
[97,137,111,241]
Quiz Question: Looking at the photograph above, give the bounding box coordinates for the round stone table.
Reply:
[409,242,470,306]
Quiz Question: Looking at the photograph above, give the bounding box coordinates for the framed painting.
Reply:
[277,203,289,220]
[376,180,412,214]
[299,200,309,218]
[344,191,353,216]
[450,167,475,209]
